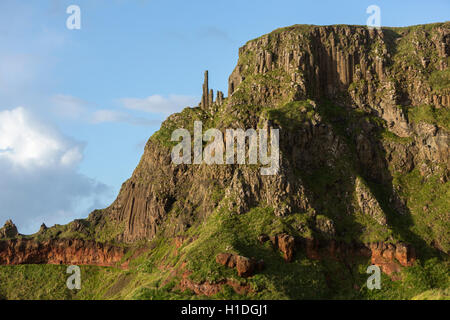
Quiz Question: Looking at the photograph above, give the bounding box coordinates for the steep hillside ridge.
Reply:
[93,23,449,252]
[0,24,448,298]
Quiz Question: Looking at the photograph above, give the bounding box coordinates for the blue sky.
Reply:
[0,0,448,234]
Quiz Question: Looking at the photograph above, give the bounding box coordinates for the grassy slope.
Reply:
[0,205,448,300]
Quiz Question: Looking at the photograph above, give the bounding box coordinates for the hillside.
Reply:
[0,22,449,300]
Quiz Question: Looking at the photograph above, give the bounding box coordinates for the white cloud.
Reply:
[0,107,112,234]
[120,94,199,115]
[0,107,84,168]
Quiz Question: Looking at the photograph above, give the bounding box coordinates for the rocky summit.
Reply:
[0,23,449,300]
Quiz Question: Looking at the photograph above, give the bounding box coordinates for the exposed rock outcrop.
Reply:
[200,70,225,113]
[269,233,296,262]
[355,177,388,225]
[93,23,449,248]
[215,253,264,277]
[260,233,416,277]
[1,24,447,282]
[39,223,48,233]
[180,271,252,296]
[0,239,127,268]
[228,24,449,111]
[0,220,19,239]
[369,242,416,275]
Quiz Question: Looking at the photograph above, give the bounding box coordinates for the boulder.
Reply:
[277,234,295,262]
[216,253,262,277]
[235,256,255,277]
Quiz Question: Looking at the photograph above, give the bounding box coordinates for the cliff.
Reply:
[0,239,126,267]
[0,23,449,300]
[95,23,449,251]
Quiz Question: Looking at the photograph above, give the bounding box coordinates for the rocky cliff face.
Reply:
[0,24,448,283]
[228,24,449,108]
[0,239,126,267]
[228,24,449,172]
[97,23,448,253]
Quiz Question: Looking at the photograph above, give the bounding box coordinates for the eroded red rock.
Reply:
[216,253,262,277]
[264,234,416,278]
[368,242,416,275]
[235,255,255,277]
[264,233,296,262]
[0,239,127,268]
[277,234,295,262]
[179,271,252,296]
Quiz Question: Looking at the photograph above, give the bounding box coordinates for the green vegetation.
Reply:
[381,129,414,144]
[151,106,212,148]
[1,210,447,300]
[363,258,449,300]
[0,264,126,300]
[429,68,450,92]
[264,100,317,129]
[406,104,450,131]
[393,167,450,253]
[22,210,125,245]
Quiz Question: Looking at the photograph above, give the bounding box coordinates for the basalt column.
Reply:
[201,70,210,109]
